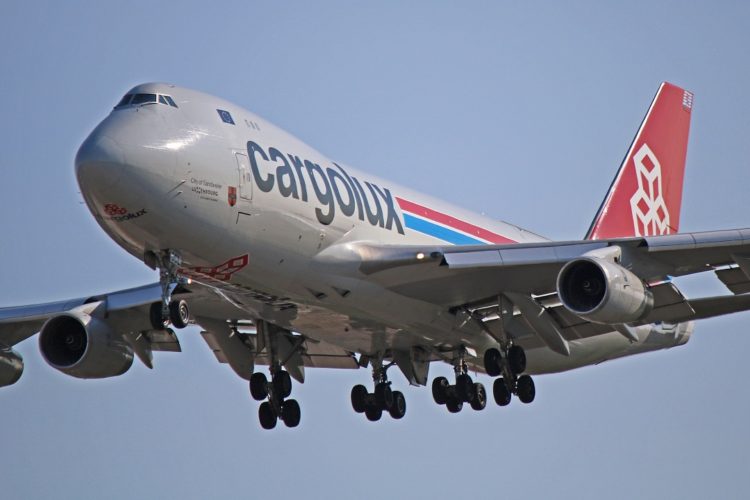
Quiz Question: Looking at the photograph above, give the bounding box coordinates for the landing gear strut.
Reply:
[147,249,191,330]
[350,356,406,421]
[431,348,487,413]
[483,343,535,406]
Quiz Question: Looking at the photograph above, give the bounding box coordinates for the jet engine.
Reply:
[0,346,23,387]
[556,257,653,324]
[39,312,134,379]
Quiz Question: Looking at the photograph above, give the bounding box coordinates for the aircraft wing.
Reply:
[354,227,750,348]
[0,280,359,380]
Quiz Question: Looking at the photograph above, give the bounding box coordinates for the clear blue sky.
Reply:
[2,1,749,499]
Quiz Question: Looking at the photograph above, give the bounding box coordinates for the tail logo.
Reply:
[629,143,671,236]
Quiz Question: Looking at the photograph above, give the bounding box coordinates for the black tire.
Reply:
[389,391,406,419]
[374,382,394,410]
[516,375,536,404]
[470,382,487,411]
[493,378,512,406]
[508,345,527,375]
[149,302,166,330]
[273,370,292,399]
[259,401,276,430]
[456,374,474,403]
[169,300,190,329]
[446,398,463,413]
[365,404,382,422]
[351,384,368,413]
[281,399,301,427]
[249,372,268,401]
[484,348,503,377]
[432,376,449,405]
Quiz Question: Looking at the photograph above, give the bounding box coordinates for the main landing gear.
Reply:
[350,358,406,421]
[250,367,301,429]
[431,349,487,413]
[483,344,535,406]
[147,249,191,330]
[249,321,303,430]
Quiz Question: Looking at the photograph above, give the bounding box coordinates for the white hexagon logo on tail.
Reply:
[630,143,670,236]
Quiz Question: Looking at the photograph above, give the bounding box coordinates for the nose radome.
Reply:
[75,132,126,193]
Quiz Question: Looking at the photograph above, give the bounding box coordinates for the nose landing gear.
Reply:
[146,249,191,330]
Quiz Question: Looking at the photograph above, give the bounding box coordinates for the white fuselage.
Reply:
[74,83,689,378]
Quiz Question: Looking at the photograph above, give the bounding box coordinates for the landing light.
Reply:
[416,252,425,260]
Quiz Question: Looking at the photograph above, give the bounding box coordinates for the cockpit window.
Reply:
[115,94,133,108]
[114,92,178,109]
[131,93,157,105]
[163,95,178,108]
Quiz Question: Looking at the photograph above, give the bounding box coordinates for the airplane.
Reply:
[2,81,749,430]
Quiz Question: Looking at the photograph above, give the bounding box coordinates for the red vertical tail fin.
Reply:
[586,82,693,240]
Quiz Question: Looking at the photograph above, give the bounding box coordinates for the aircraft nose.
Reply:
[75,131,126,193]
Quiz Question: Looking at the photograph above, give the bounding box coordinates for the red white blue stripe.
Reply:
[396,198,515,245]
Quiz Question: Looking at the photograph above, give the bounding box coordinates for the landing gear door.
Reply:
[235,152,252,201]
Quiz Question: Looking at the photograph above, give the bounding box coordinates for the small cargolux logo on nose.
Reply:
[629,143,670,236]
[104,204,128,216]
[102,203,147,222]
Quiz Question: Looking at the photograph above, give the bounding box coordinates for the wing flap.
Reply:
[674,294,750,323]
[715,267,750,294]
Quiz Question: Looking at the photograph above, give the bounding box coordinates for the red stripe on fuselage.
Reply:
[395,197,516,244]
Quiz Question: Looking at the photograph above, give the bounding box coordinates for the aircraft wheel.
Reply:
[493,378,512,406]
[249,372,268,401]
[351,384,368,413]
[508,345,527,375]
[259,401,277,430]
[282,399,301,427]
[446,397,463,413]
[432,376,449,405]
[273,370,292,399]
[517,375,536,404]
[169,300,190,329]
[365,404,383,422]
[456,374,474,403]
[374,382,393,410]
[484,348,503,377]
[470,382,487,411]
[389,391,406,419]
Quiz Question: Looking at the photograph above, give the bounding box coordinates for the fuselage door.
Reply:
[235,152,253,201]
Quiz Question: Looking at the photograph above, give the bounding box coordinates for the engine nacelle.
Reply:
[0,346,23,387]
[556,257,653,324]
[39,312,134,379]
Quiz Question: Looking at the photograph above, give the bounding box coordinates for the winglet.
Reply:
[586,82,693,240]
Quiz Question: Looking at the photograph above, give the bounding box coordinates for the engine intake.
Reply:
[39,312,134,379]
[556,257,653,324]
